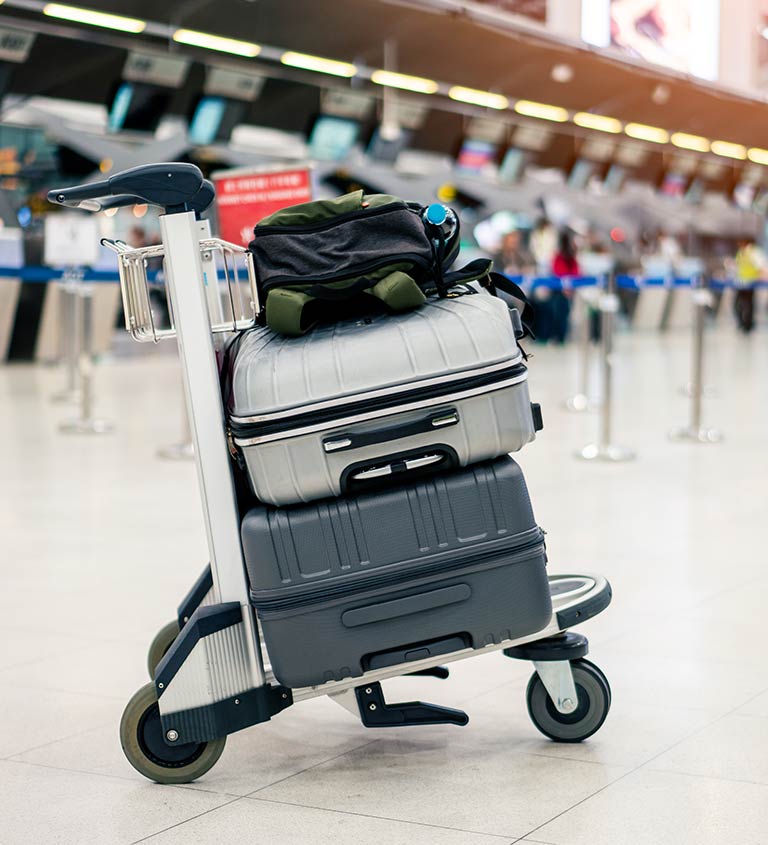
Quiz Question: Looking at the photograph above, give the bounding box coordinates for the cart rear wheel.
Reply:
[526,658,611,743]
[146,620,180,679]
[120,683,225,784]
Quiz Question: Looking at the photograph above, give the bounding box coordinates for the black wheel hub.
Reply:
[544,682,591,725]
[137,703,206,768]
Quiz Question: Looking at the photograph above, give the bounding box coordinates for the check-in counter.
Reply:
[1,238,122,364]
[0,230,23,360]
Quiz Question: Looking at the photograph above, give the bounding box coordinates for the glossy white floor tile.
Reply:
[0,760,233,845]
[141,797,512,844]
[529,768,768,845]
[255,739,629,838]
[2,324,768,844]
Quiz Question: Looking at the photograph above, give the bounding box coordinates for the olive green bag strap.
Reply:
[265,277,381,335]
[366,271,427,312]
[265,288,315,336]
[266,271,428,336]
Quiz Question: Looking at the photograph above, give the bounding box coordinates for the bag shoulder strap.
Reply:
[442,257,492,288]
[218,330,248,410]
[482,271,535,339]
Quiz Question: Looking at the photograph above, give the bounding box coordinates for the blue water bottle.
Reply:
[422,203,457,240]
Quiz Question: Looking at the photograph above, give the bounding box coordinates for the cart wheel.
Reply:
[120,683,226,784]
[526,658,611,743]
[146,620,180,679]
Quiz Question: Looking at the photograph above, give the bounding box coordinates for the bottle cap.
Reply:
[425,203,448,226]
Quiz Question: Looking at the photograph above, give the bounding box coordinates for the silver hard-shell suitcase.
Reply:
[227,292,539,506]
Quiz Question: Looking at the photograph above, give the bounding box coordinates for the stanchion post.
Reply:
[59,278,114,435]
[577,271,636,462]
[565,280,597,412]
[157,386,195,460]
[51,269,83,403]
[669,277,721,443]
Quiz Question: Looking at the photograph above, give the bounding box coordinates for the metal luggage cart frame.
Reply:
[49,164,613,785]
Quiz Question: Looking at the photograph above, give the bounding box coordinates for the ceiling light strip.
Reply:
[710,140,747,160]
[748,147,768,165]
[172,28,261,57]
[624,122,669,144]
[43,3,146,33]
[448,86,508,110]
[514,100,569,122]
[670,132,710,152]
[370,70,439,94]
[573,112,622,134]
[281,52,357,78]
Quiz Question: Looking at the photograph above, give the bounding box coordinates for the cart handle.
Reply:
[48,163,214,215]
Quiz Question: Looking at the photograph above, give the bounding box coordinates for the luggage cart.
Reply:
[49,164,613,785]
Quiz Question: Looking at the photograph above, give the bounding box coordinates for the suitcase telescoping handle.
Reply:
[47,163,215,215]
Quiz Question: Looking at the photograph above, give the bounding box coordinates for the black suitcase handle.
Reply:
[339,446,459,495]
[323,409,459,454]
[48,163,214,215]
[342,585,471,628]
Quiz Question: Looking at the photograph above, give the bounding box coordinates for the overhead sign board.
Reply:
[205,67,266,101]
[321,89,373,120]
[466,116,508,144]
[213,165,313,247]
[124,51,190,88]
[0,26,35,63]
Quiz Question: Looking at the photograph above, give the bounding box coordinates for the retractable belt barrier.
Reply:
[669,278,722,444]
[2,266,744,454]
[55,273,114,436]
[0,265,143,283]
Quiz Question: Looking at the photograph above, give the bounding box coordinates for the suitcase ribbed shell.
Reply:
[230,293,520,417]
[228,293,537,506]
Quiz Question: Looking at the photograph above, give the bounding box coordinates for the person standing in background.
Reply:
[493,230,534,277]
[530,218,557,275]
[733,238,768,333]
[529,218,558,342]
[548,229,580,344]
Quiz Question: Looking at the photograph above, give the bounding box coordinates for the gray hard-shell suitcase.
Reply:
[241,456,551,689]
[227,292,540,507]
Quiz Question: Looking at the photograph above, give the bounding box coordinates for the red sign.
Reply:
[213,166,313,246]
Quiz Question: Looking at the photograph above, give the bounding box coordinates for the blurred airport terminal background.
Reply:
[4,2,768,843]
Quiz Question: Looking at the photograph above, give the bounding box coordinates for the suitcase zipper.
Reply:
[250,530,545,614]
[230,361,527,442]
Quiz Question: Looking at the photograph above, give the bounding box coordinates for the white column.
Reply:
[579,0,610,47]
[548,0,584,40]
[718,0,760,92]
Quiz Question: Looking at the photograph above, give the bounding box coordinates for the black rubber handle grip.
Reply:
[48,162,205,211]
[341,584,471,628]
[187,179,215,214]
[77,194,145,212]
[323,408,459,454]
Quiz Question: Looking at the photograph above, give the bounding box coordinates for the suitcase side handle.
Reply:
[339,445,460,495]
[323,409,459,454]
[341,584,472,628]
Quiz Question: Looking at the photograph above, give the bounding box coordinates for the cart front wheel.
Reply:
[146,620,180,679]
[526,658,611,743]
[120,683,225,784]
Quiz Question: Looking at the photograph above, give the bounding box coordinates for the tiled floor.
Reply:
[2,324,767,844]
